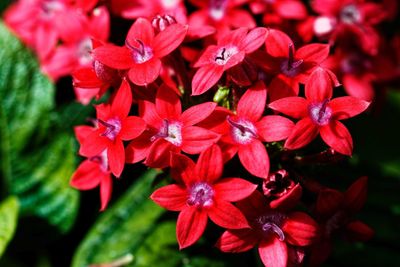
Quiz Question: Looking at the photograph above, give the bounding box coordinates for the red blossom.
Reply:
[125,84,219,168]
[79,79,146,177]
[93,18,187,86]
[269,67,370,155]
[151,145,257,249]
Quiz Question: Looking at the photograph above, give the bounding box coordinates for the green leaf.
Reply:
[72,169,165,267]
[0,196,19,257]
[0,21,79,233]
[10,134,79,233]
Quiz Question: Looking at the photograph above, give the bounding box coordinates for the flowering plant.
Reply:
[0,0,399,267]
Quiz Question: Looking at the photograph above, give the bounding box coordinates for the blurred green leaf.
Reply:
[72,169,165,267]
[0,21,79,233]
[0,196,19,257]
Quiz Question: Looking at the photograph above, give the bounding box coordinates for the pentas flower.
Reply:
[70,126,112,211]
[250,29,332,101]
[192,27,267,95]
[269,68,370,155]
[188,0,256,36]
[216,191,319,267]
[310,177,373,265]
[93,18,187,86]
[125,84,219,168]
[79,79,146,177]
[150,145,257,249]
[202,81,294,178]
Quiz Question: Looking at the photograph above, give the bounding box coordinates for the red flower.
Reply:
[125,84,220,168]
[93,18,187,86]
[191,27,267,95]
[79,79,146,177]
[269,67,370,155]
[204,81,294,178]
[250,29,331,101]
[216,191,319,267]
[70,126,112,211]
[250,0,308,25]
[150,145,257,249]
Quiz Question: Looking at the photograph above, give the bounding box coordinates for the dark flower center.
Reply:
[150,119,183,146]
[280,44,303,77]
[309,100,332,126]
[187,182,214,208]
[126,39,153,64]
[255,212,286,241]
[227,116,258,144]
[215,46,239,65]
[98,118,122,141]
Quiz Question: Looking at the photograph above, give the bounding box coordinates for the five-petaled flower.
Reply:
[93,17,187,86]
[150,145,257,249]
[216,190,319,267]
[269,67,370,155]
[79,79,146,177]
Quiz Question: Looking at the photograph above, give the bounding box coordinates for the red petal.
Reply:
[305,67,334,102]
[93,45,134,69]
[330,96,370,120]
[177,207,208,249]
[214,178,257,202]
[193,45,219,68]
[320,121,353,156]
[72,67,103,88]
[70,160,102,190]
[74,125,95,145]
[238,140,270,178]
[208,201,249,229]
[170,153,196,186]
[345,220,374,242]
[283,212,319,246]
[276,0,308,20]
[268,97,308,119]
[285,118,319,150]
[89,6,110,41]
[180,102,217,126]
[79,130,109,157]
[192,64,224,96]
[241,27,267,53]
[236,191,269,219]
[120,116,146,140]
[316,188,344,218]
[111,79,132,118]
[107,140,125,177]
[99,174,112,211]
[195,145,223,183]
[126,18,154,46]
[154,23,188,58]
[150,184,188,211]
[145,138,176,169]
[265,29,292,58]
[156,84,182,120]
[296,44,330,64]
[139,100,163,129]
[128,57,162,86]
[258,237,288,267]
[218,27,248,47]
[237,81,267,121]
[270,183,302,210]
[224,51,246,70]
[216,229,258,253]
[268,75,300,102]
[344,176,368,214]
[125,132,152,164]
[181,126,220,154]
[343,74,375,101]
[256,115,294,142]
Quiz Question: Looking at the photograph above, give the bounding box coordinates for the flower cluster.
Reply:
[5,0,398,266]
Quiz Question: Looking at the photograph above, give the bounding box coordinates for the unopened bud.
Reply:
[152,14,177,33]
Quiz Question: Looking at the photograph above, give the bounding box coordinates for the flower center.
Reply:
[309,100,332,126]
[89,150,109,173]
[255,212,286,241]
[209,0,227,21]
[214,46,239,66]
[77,38,93,66]
[340,5,361,25]
[227,116,258,144]
[280,44,303,77]
[340,54,371,75]
[125,39,154,64]
[150,119,183,146]
[98,118,122,141]
[263,170,295,198]
[187,182,214,208]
